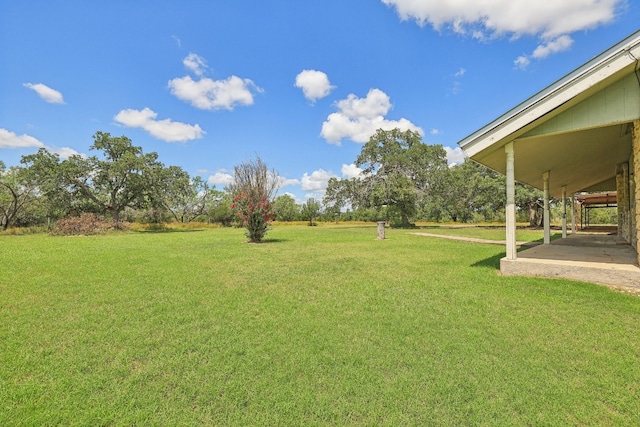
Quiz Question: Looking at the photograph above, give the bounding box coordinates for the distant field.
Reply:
[2,225,639,425]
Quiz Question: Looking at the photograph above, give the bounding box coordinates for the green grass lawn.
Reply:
[2,225,639,425]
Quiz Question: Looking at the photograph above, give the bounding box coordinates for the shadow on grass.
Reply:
[471,252,504,270]
[246,238,290,244]
[258,239,289,245]
[390,224,420,230]
[135,228,205,234]
[418,225,506,229]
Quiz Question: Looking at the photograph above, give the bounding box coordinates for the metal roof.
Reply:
[457,30,640,197]
[459,29,640,158]
[575,192,617,206]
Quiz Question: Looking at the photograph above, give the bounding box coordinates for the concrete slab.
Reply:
[412,230,640,292]
[501,233,640,290]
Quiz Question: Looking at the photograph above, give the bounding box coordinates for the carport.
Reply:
[575,192,617,229]
[458,30,640,289]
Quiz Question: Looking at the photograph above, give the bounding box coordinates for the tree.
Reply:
[20,149,75,224]
[425,159,545,224]
[228,156,280,242]
[0,162,38,231]
[431,160,505,222]
[59,132,162,225]
[355,128,448,227]
[300,198,321,226]
[149,168,213,223]
[208,192,235,226]
[515,183,545,227]
[323,177,364,217]
[273,194,299,221]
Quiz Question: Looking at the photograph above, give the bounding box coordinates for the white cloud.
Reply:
[382,0,619,38]
[303,193,324,201]
[450,68,466,94]
[0,128,81,159]
[48,146,81,159]
[23,83,65,104]
[430,128,440,135]
[114,107,204,142]
[207,171,234,186]
[516,34,575,69]
[301,168,338,191]
[450,81,463,95]
[295,69,335,102]
[321,88,422,145]
[169,54,262,110]
[514,55,531,70]
[444,146,466,166]
[341,163,362,179]
[281,191,302,204]
[382,0,621,63]
[532,34,574,59]
[183,52,208,76]
[169,75,261,110]
[0,128,45,149]
[336,88,391,119]
[279,177,301,187]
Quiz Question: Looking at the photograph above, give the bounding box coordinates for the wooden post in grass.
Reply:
[377,221,386,239]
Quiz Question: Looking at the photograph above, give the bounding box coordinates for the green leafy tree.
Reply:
[515,183,545,226]
[20,149,75,223]
[273,194,299,221]
[149,168,213,223]
[426,159,544,224]
[355,128,448,227]
[228,156,280,242]
[21,141,181,226]
[300,198,322,226]
[0,162,38,231]
[323,177,362,217]
[430,160,504,222]
[208,192,235,226]
[59,132,162,225]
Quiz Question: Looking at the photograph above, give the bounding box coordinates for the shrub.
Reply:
[51,213,126,236]
[228,156,280,243]
[231,191,275,243]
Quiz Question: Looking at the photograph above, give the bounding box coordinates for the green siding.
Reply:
[523,72,640,138]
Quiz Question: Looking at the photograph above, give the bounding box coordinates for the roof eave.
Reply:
[458,30,640,159]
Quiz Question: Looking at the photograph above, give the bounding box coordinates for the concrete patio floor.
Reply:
[501,232,640,291]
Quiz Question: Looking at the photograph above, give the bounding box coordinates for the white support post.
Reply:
[561,185,567,239]
[571,194,577,234]
[543,171,550,245]
[505,142,517,260]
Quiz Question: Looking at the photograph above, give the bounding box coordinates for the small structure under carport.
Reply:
[457,30,640,288]
[575,192,617,230]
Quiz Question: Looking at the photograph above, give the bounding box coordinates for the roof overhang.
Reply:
[458,30,640,197]
[576,192,617,206]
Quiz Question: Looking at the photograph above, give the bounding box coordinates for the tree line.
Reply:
[322,128,546,227]
[1,129,548,232]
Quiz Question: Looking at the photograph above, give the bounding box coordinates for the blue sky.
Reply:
[1,1,638,202]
